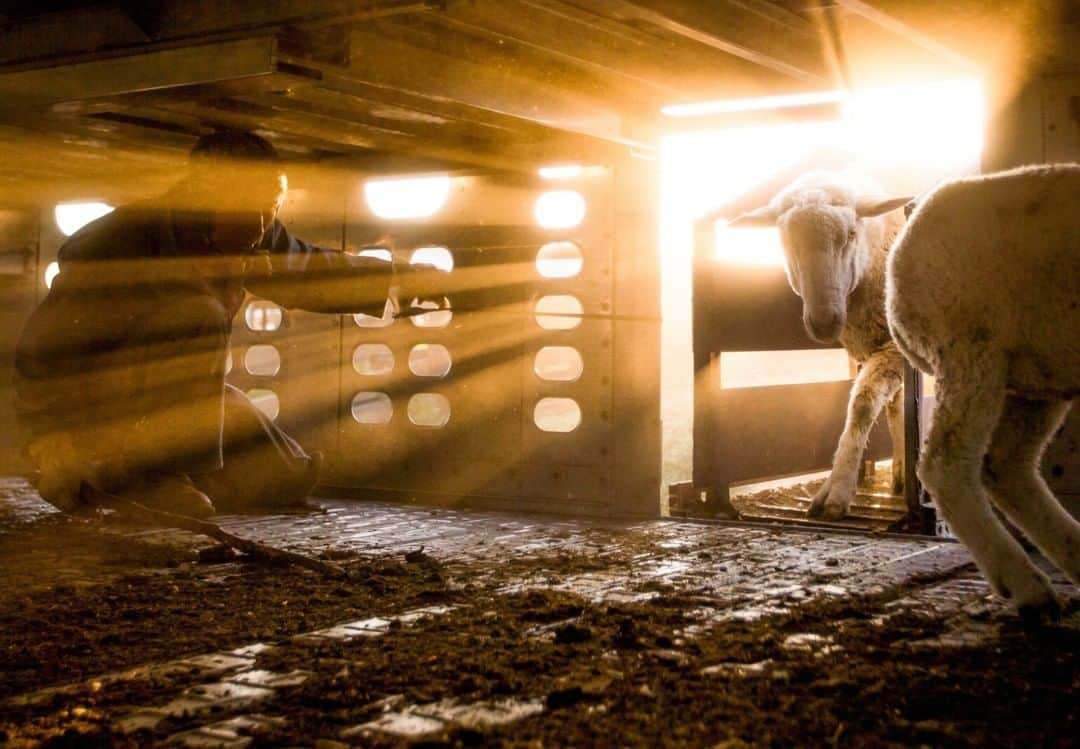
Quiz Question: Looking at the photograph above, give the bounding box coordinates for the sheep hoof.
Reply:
[808,479,832,518]
[1017,594,1063,627]
[822,500,849,521]
[808,493,851,521]
[998,571,1061,623]
[808,476,853,520]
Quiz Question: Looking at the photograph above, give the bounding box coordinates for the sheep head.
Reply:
[729,176,909,343]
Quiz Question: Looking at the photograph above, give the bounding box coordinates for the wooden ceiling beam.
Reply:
[115,0,442,44]
[272,49,650,163]
[339,28,653,148]
[827,0,976,72]
[516,0,796,99]
[0,36,279,112]
[436,1,681,99]
[575,0,827,83]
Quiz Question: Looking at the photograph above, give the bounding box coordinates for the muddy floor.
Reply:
[1,479,1077,748]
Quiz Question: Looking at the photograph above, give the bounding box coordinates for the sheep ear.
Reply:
[726,205,778,227]
[855,196,913,218]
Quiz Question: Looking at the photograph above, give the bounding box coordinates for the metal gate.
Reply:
[679,164,925,530]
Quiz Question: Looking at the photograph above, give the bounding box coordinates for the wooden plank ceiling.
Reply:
[0,0,1017,193]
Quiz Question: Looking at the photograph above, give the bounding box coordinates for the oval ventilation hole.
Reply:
[244,301,283,332]
[347,246,393,262]
[44,261,60,289]
[224,350,233,376]
[534,397,581,432]
[352,344,394,376]
[538,164,584,180]
[409,344,452,378]
[246,389,280,421]
[410,246,454,271]
[354,300,395,328]
[536,241,583,278]
[409,297,453,328]
[364,175,451,219]
[534,346,583,382]
[535,294,583,329]
[351,392,393,425]
[54,201,114,237]
[408,393,451,428]
[534,190,586,229]
[244,345,281,377]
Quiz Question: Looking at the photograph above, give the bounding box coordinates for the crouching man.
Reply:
[15,131,443,517]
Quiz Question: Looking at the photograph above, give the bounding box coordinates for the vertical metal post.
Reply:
[903,362,932,533]
[691,214,716,498]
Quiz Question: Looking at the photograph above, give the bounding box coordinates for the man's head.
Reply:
[187,131,287,251]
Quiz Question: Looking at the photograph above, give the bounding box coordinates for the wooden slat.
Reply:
[0,37,278,110]
[577,0,826,83]
[342,27,648,147]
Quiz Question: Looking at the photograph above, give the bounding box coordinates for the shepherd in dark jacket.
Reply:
[15,131,440,517]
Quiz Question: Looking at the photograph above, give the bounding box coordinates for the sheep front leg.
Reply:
[809,349,904,520]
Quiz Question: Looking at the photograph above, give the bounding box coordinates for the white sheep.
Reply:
[887,163,1080,616]
[730,172,911,519]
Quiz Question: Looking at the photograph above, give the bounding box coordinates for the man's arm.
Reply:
[244,219,393,316]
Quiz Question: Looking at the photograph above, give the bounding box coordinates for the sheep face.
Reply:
[729,181,910,344]
[777,205,859,343]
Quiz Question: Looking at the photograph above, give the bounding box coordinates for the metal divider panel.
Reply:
[698,261,834,354]
[338,227,529,498]
[520,174,614,506]
[705,380,891,488]
[331,171,615,509]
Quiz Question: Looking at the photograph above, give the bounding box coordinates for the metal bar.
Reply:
[691,217,717,493]
[394,306,659,323]
[903,362,930,532]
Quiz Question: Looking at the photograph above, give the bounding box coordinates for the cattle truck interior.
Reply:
[0,2,1077,746]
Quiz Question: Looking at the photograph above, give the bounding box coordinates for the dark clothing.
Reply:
[15,199,392,510]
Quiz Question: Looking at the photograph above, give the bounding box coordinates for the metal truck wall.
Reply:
[227,162,660,516]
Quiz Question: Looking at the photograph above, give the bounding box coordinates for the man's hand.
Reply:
[390,261,451,317]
